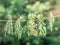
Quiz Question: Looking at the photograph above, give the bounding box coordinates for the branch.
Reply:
[0,15,60,22]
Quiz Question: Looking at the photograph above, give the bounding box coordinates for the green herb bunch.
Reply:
[49,11,55,31]
[14,15,25,39]
[4,12,55,39]
[4,15,13,36]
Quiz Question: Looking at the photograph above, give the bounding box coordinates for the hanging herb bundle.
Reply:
[14,16,25,39]
[48,11,55,31]
[4,15,13,36]
[26,13,47,37]
[26,13,37,36]
[37,14,47,36]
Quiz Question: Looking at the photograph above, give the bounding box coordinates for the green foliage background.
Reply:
[0,0,60,45]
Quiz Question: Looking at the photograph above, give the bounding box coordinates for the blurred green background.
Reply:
[0,0,60,45]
